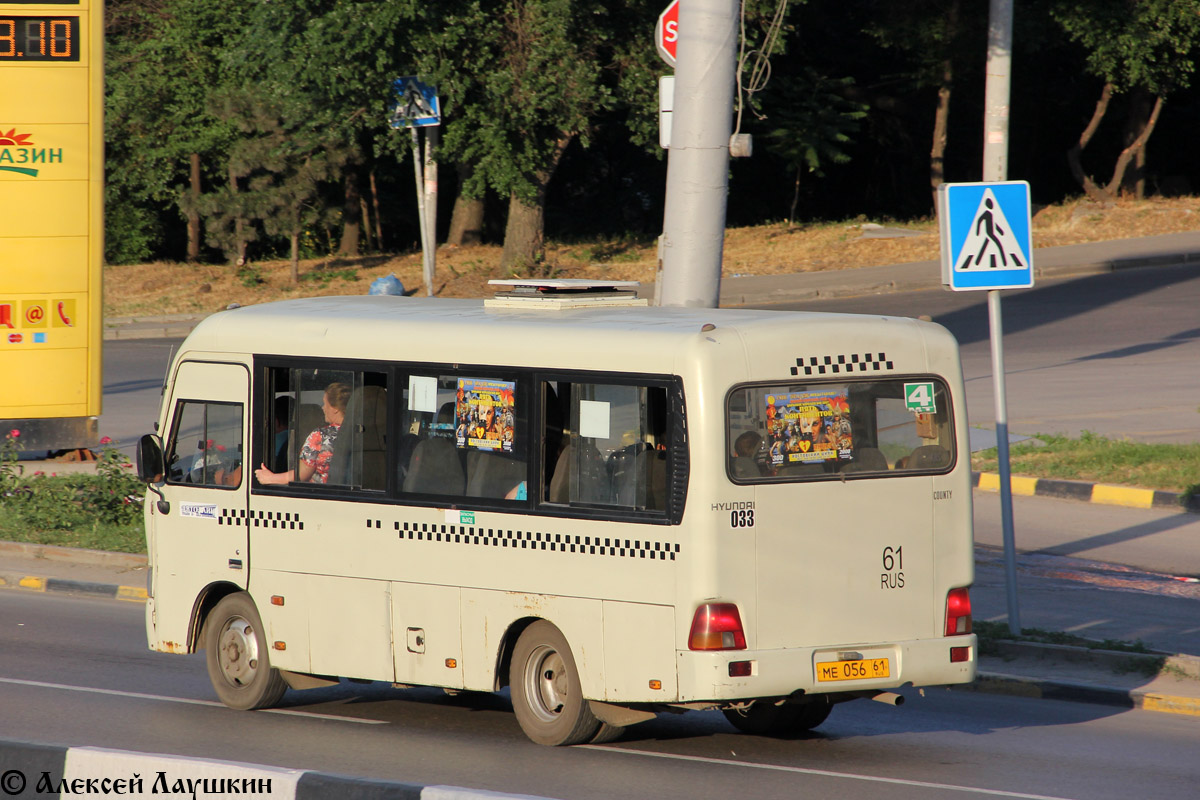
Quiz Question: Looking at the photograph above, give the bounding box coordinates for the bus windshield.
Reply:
[726,378,955,481]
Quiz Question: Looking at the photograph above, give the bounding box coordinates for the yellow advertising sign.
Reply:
[0,0,102,431]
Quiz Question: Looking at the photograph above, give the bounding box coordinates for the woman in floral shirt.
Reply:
[255,382,350,485]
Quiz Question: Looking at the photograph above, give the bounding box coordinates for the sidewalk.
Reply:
[1,538,1197,719]
[103,230,1200,340]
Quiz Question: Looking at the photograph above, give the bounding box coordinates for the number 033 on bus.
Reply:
[135,280,976,746]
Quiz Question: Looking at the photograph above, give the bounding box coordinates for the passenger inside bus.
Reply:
[255,381,350,485]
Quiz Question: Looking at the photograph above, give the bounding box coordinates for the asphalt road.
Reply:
[1,591,1197,800]
[766,262,1200,444]
[98,262,1200,453]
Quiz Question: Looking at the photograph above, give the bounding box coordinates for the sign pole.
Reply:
[390,77,441,296]
[657,0,738,309]
[984,0,1021,636]
[410,128,432,296]
[423,127,438,297]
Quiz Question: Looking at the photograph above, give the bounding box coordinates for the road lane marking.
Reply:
[580,745,1078,800]
[0,676,385,725]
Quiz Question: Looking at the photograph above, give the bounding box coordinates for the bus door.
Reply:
[151,361,250,651]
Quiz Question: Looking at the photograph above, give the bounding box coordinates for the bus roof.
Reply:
[180,295,951,374]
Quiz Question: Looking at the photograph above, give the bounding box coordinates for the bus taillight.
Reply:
[945,588,972,636]
[689,603,747,651]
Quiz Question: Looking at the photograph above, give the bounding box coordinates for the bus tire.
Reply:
[723,697,832,736]
[510,621,601,746]
[589,722,626,744]
[204,592,287,711]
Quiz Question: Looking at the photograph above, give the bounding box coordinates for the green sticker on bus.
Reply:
[904,382,936,413]
[460,511,475,525]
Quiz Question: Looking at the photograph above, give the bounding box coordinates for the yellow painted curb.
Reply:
[117,586,148,602]
[18,576,45,591]
[1140,693,1200,716]
[1092,484,1155,510]
[978,473,1001,492]
[1010,475,1038,496]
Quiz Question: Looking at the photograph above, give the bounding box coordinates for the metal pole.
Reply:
[423,127,439,297]
[410,128,432,296]
[984,0,1021,636]
[658,0,738,309]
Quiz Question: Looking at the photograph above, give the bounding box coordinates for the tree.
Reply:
[431,0,622,272]
[760,71,868,226]
[104,0,252,263]
[1053,0,1200,201]
[201,94,351,281]
[863,0,984,208]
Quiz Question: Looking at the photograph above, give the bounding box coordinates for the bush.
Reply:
[0,430,145,549]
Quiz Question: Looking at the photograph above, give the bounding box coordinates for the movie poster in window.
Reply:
[456,378,516,452]
[765,389,853,465]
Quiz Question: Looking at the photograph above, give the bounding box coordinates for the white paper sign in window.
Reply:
[579,400,610,439]
[408,375,438,413]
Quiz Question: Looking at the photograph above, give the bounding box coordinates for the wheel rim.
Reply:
[523,643,569,723]
[216,615,260,688]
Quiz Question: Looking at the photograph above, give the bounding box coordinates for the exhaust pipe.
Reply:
[871,691,905,706]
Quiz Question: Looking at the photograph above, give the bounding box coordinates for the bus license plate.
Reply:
[816,658,891,682]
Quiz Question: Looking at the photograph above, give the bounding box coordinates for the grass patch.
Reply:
[974,620,1154,655]
[0,517,145,554]
[1,433,147,554]
[970,431,1200,496]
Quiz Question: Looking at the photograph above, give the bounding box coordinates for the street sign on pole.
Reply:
[389,76,440,295]
[938,181,1033,291]
[655,0,679,67]
[390,77,441,129]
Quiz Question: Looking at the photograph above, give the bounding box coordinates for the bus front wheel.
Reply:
[204,592,287,711]
[510,621,601,746]
[723,697,833,736]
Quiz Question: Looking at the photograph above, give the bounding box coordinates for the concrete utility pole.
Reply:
[983,0,1022,637]
[657,0,739,309]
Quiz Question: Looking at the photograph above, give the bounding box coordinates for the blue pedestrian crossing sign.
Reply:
[390,77,440,128]
[938,181,1034,291]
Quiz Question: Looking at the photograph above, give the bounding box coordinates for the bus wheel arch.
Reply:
[494,616,541,692]
[188,581,244,652]
[508,619,602,746]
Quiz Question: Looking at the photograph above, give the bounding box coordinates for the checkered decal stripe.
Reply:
[385,520,680,561]
[249,510,304,530]
[791,352,894,376]
[218,508,246,526]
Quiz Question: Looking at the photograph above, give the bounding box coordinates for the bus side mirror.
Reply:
[137,433,165,484]
[138,433,171,515]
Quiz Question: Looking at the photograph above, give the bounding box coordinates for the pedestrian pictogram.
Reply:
[389,77,440,129]
[938,181,1034,291]
[956,190,1025,271]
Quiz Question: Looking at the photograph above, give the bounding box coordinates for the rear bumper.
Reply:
[675,634,977,703]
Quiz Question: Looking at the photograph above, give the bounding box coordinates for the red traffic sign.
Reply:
[655,0,679,67]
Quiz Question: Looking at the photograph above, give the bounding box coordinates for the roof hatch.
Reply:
[485,279,649,310]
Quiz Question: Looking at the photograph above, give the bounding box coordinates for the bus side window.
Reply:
[165,401,243,488]
[544,382,668,511]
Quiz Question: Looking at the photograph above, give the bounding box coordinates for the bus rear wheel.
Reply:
[510,621,601,746]
[204,592,287,711]
[723,697,833,736]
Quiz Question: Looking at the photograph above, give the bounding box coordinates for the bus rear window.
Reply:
[726,379,954,481]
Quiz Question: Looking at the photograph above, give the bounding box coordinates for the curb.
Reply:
[0,573,147,602]
[971,471,1200,514]
[0,739,559,799]
[963,671,1200,717]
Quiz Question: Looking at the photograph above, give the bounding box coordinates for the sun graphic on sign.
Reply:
[0,129,34,146]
